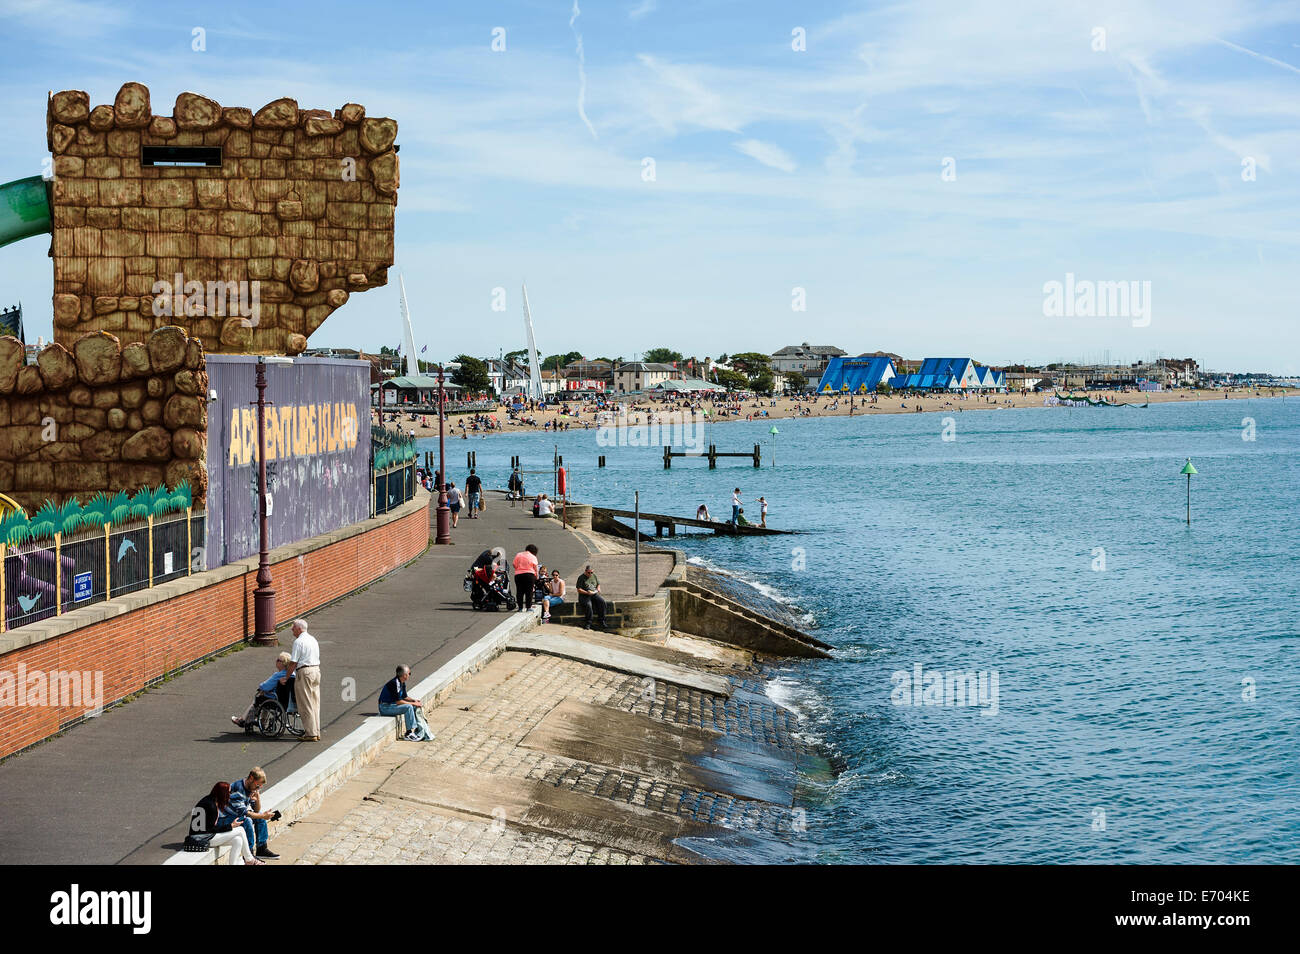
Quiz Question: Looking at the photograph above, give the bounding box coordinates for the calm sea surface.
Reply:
[419,397,1300,863]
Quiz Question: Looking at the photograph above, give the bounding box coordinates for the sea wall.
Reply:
[46,83,399,355]
[0,490,428,761]
[0,326,207,512]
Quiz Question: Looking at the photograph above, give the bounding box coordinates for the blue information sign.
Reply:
[73,571,93,602]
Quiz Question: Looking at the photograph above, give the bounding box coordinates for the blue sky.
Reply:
[1,0,1298,371]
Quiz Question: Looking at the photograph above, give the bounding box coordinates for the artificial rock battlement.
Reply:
[46,83,399,356]
[0,327,208,513]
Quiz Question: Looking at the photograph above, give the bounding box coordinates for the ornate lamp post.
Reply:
[433,361,460,545]
[253,355,294,644]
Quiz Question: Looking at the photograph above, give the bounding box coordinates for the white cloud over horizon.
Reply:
[0,0,1297,372]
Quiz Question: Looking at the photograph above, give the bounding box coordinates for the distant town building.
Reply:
[562,357,613,392]
[1157,357,1199,387]
[1006,371,1049,391]
[770,343,846,379]
[372,375,462,406]
[485,358,530,396]
[612,361,678,393]
[1,303,25,344]
[539,369,562,396]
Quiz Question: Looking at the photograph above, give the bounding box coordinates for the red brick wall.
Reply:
[0,497,427,759]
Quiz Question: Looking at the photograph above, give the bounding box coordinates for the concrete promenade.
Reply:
[276,622,812,865]
[0,489,589,865]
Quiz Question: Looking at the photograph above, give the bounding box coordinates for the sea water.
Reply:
[421,396,1300,863]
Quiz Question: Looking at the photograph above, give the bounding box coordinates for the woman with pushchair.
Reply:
[466,546,515,610]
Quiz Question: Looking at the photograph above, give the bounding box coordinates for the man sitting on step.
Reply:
[575,564,608,631]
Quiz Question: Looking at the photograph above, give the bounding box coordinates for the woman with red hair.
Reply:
[186,781,263,864]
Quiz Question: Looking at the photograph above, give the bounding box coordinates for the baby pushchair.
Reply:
[465,563,517,611]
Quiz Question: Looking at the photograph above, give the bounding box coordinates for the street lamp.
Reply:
[253,355,294,644]
[433,361,460,545]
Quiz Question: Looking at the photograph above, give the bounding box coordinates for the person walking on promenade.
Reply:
[513,544,540,612]
[465,468,482,518]
[286,619,322,741]
[759,496,768,528]
[224,767,281,859]
[731,488,741,525]
[576,564,608,630]
[447,481,462,528]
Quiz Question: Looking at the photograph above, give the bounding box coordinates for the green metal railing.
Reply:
[1,484,204,631]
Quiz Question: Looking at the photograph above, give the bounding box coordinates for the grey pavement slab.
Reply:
[0,489,590,865]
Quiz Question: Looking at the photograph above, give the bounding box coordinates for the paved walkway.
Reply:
[577,552,675,599]
[273,625,813,865]
[0,490,589,865]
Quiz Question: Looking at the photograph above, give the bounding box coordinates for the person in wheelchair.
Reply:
[231,652,295,729]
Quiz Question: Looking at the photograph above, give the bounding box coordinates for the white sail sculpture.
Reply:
[521,281,543,401]
[398,274,421,378]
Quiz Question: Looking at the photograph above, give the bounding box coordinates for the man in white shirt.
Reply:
[536,495,554,517]
[285,619,322,741]
[731,488,741,525]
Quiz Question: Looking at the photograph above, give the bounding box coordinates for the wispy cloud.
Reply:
[0,0,125,36]
[1214,36,1300,75]
[734,138,796,172]
[570,1,597,139]
[3,0,1300,370]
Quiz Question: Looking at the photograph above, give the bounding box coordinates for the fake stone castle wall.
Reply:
[0,327,208,513]
[46,82,399,356]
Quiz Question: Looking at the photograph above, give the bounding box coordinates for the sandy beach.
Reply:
[376,387,1297,440]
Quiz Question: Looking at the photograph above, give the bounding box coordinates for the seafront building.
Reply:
[770,343,846,379]
[821,356,1007,393]
[612,361,678,393]
[816,355,897,393]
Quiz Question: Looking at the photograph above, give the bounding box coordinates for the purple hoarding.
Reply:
[204,356,373,569]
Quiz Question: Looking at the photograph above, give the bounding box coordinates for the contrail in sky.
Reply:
[571,1,598,139]
[1214,37,1300,75]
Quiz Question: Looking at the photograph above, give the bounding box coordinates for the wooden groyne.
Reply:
[594,506,794,538]
[664,444,761,469]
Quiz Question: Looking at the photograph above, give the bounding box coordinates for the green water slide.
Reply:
[0,176,53,249]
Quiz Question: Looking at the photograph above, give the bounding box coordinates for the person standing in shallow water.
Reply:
[731,488,741,525]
